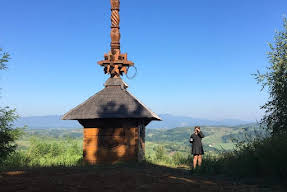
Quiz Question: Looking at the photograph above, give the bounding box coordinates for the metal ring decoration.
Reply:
[126,66,137,79]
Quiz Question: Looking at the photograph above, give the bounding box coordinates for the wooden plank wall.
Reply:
[83,127,138,164]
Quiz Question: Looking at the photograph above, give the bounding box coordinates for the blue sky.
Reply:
[0,0,286,121]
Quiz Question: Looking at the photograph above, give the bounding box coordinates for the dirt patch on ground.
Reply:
[0,164,283,192]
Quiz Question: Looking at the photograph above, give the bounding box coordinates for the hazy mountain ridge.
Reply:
[15,114,253,129]
[15,115,81,129]
[148,114,253,129]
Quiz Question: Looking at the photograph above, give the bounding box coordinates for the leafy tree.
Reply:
[255,18,287,136]
[0,48,23,162]
[0,48,9,70]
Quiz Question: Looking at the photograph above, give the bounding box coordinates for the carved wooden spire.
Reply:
[110,0,120,51]
[98,0,134,78]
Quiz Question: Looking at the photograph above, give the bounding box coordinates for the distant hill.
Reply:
[147,114,253,129]
[147,123,261,144]
[146,123,262,152]
[14,114,253,129]
[14,115,81,129]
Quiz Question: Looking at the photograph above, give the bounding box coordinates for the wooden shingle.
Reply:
[62,78,161,121]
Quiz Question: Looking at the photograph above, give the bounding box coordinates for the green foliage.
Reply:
[0,151,30,169]
[26,138,82,167]
[0,48,10,70]
[191,154,223,175]
[146,143,192,167]
[1,138,82,169]
[0,107,24,162]
[171,152,191,166]
[224,134,287,179]
[0,49,24,163]
[153,145,166,161]
[255,18,287,135]
[191,133,287,182]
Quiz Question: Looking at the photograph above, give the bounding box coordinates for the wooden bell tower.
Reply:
[63,0,160,164]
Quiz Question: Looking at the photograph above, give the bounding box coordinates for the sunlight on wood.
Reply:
[4,171,25,176]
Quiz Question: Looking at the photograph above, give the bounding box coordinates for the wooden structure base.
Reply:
[63,78,160,164]
[80,119,147,164]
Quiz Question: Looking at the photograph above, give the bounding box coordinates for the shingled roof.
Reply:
[62,78,161,120]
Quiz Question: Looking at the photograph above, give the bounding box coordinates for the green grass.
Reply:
[146,128,287,184]
[2,125,254,169]
[1,137,83,170]
[2,125,286,185]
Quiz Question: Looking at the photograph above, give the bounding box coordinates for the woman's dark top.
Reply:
[190,131,204,155]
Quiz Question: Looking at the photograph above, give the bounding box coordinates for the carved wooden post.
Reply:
[98,0,134,78]
[110,0,120,52]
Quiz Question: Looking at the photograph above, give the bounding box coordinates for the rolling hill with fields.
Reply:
[18,123,262,153]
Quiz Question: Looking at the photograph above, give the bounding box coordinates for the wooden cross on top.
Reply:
[98,0,134,78]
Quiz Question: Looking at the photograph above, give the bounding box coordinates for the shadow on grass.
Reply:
[0,161,284,192]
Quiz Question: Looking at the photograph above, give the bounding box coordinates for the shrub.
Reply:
[0,151,30,170]
[192,133,287,182]
[0,107,24,163]
[1,138,82,169]
[153,145,167,161]
[172,152,191,166]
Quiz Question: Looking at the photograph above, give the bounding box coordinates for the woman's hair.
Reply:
[194,126,200,130]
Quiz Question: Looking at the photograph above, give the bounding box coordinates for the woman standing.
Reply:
[190,126,204,169]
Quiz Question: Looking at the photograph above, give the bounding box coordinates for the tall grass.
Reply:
[220,134,287,179]
[1,138,82,170]
[147,133,287,182]
[192,133,287,181]
[146,145,192,167]
[2,131,287,184]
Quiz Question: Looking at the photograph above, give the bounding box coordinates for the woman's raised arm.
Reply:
[198,131,204,138]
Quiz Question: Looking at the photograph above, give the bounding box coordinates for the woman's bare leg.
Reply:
[193,155,198,169]
[198,155,202,166]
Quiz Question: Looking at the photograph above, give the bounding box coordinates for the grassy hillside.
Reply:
[146,124,262,153]
[14,124,263,160]
[5,123,285,185]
